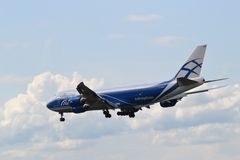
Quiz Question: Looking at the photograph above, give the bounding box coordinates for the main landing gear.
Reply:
[59,112,65,122]
[103,110,111,118]
[117,111,135,118]
[129,112,135,118]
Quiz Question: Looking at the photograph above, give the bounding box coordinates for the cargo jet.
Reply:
[47,45,226,122]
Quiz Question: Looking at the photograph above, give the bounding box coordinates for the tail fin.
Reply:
[174,45,207,79]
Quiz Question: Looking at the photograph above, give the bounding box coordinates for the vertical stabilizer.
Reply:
[174,45,207,79]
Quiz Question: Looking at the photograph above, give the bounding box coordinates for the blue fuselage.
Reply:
[47,80,172,114]
[47,76,203,115]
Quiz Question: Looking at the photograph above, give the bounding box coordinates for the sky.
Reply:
[0,0,240,159]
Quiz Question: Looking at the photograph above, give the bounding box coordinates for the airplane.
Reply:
[47,45,227,122]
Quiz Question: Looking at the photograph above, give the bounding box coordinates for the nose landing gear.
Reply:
[59,112,65,122]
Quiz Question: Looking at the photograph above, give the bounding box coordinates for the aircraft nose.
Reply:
[47,101,54,110]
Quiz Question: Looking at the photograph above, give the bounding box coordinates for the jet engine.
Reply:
[160,99,178,108]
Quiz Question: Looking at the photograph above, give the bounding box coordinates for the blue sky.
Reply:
[1,0,239,81]
[0,1,240,160]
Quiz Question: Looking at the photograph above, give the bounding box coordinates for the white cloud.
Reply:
[126,14,160,22]
[153,36,184,46]
[0,71,240,159]
[56,138,83,149]
[0,72,105,139]
[125,84,240,130]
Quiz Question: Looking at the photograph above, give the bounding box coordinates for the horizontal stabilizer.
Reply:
[177,77,198,86]
[205,78,228,83]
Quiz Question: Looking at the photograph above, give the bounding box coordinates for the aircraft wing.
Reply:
[76,82,116,110]
[185,85,226,95]
[167,78,228,101]
[164,85,226,102]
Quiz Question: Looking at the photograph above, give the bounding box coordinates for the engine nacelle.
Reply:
[160,99,178,108]
[80,97,86,103]
[83,103,90,109]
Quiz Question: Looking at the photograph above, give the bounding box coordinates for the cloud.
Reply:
[2,126,240,160]
[153,36,185,46]
[126,14,160,22]
[0,72,239,159]
[0,72,105,142]
[126,84,240,131]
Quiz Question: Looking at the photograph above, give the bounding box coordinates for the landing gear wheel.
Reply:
[59,112,65,122]
[103,110,111,118]
[105,114,111,118]
[129,112,135,118]
[60,117,65,122]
